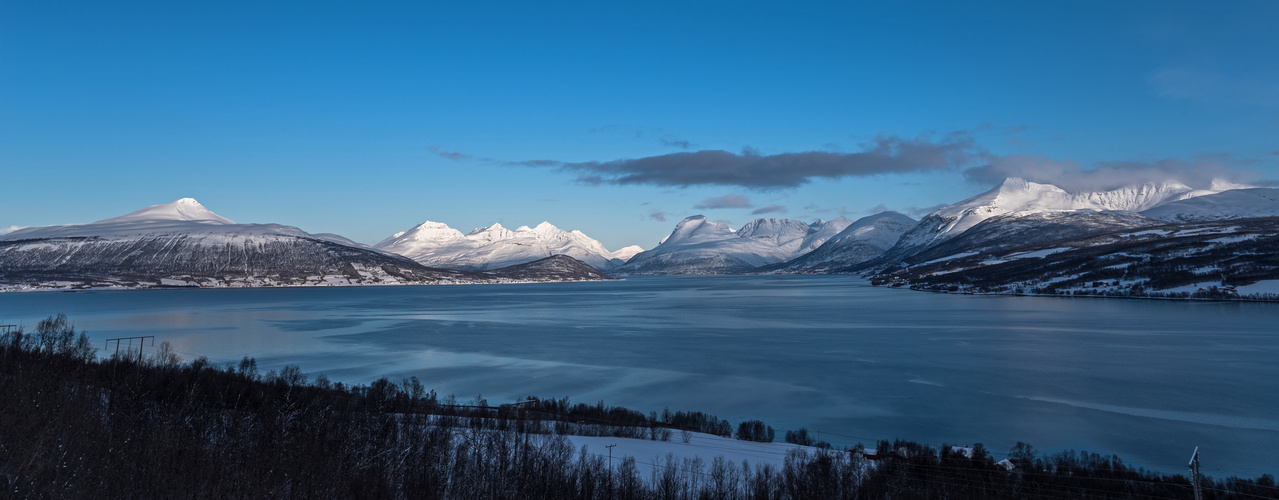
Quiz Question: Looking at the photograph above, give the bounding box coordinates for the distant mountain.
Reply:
[612,216,853,275]
[610,245,644,263]
[483,255,616,281]
[0,199,488,289]
[780,212,916,273]
[375,220,625,271]
[1140,188,1279,222]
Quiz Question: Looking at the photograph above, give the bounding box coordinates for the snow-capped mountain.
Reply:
[612,216,853,275]
[6,197,235,239]
[1140,188,1279,222]
[781,212,916,272]
[888,178,1224,257]
[610,245,644,263]
[856,178,1279,298]
[0,199,485,288]
[375,220,626,271]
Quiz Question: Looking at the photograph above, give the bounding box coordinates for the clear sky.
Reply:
[3,1,1277,250]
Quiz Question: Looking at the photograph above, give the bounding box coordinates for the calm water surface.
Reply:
[2,276,1276,477]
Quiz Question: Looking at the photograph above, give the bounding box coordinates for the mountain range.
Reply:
[4,177,1278,297]
[373,220,635,271]
[0,199,613,290]
[612,216,856,275]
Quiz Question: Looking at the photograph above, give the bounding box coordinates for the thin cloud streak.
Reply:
[751,205,787,215]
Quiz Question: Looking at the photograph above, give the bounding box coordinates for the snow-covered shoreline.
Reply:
[0,276,618,293]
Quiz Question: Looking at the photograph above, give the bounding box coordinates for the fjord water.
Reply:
[2,276,1276,476]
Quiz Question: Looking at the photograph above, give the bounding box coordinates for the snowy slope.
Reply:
[1,198,324,243]
[613,216,853,275]
[871,217,1279,299]
[564,431,819,480]
[797,216,854,255]
[0,199,478,288]
[375,220,624,271]
[1140,188,1279,222]
[610,245,644,263]
[890,178,1220,255]
[782,212,916,272]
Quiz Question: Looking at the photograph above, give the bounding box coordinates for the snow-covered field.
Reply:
[564,432,824,478]
[1234,280,1279,296]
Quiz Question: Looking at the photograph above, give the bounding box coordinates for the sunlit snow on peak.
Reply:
[95,198,235,225]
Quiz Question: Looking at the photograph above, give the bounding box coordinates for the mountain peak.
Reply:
[95,198,235,225]
[469,223,510,235]
[611,245,644,261]
[376,218,620,271]
[415,221,453,230]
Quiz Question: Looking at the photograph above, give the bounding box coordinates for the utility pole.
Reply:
[1189,447,1202,500]
[605,443,617,484]
[104,336,154,362]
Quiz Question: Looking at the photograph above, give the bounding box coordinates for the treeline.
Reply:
[2,316,1277,499]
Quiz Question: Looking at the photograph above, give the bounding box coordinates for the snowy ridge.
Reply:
[798,217,854,254]
[375,220,626,271]
[892,178,1227,253]
[1141,188,1279,222]
[613,216,853,275]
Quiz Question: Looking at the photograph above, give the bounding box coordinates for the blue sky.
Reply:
[3,1,1277,250]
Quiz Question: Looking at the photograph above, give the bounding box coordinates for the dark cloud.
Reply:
[962,154,1259,192]
[543,132,981,188]
[751,205,787,215]
[694,194,752,209]
[648,210,669,222]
